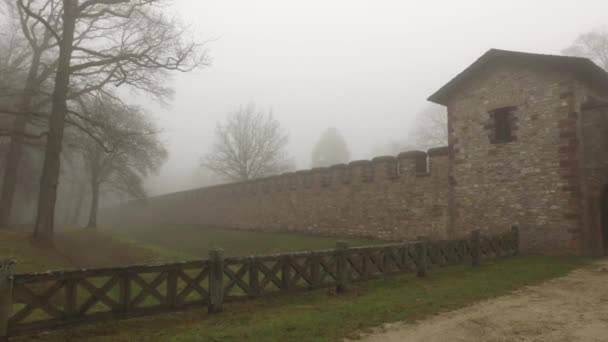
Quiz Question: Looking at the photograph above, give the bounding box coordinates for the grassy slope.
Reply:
[0,229,186,273]
[107,225,380,258]
[17,256,589,342]
[0,230,71,273]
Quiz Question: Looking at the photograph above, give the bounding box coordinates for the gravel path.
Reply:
[354,260,608,342]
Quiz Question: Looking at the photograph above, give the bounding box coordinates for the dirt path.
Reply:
[355,260,608,342]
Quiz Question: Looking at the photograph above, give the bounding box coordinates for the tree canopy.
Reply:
[311,127,350,167]
[563,28,608,70]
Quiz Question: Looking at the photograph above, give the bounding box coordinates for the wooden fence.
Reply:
[0,227,518,338]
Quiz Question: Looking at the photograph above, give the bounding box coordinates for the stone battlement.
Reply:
[106,147,450,241]
[148,147,449,201]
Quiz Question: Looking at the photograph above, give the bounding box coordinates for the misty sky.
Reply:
[142,0,608,195]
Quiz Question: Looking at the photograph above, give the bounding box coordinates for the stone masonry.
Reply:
[106,49,608,255]
[428,49,608,255]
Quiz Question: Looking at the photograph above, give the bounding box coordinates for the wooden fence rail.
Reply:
[0,227,519,338]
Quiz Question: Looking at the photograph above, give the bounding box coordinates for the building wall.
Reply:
[445,63,593,254]
[104,148,450,241]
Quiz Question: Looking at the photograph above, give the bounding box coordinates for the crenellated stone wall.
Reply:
[103,147,450,241]
[105,49,608,255]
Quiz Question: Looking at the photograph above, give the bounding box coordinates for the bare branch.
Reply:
[17,0,61,43]
[65,117,115,153]
[78,0,129,12]
[563,28,608,71]
[0,129,47,140]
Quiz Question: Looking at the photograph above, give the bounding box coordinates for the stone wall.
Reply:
[104,52,608,255]
[104,147,450,241]
[445,63,603,254]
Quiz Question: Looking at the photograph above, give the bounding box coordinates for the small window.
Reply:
[492,107,514,143]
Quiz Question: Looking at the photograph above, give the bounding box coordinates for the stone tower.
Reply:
[428,49,608,255]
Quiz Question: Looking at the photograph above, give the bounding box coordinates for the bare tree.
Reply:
[0,0,59,227]
[13,0,208,238]
[311,127,350,167]
[69,95,167,228]
[563,28,608,70]
[203,104,293,182]
[408,104,448,151]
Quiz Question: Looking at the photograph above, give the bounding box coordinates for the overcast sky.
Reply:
[142,0,608,195]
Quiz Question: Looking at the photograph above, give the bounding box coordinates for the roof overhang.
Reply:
[427,49,608,106]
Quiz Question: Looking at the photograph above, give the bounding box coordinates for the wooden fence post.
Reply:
[0,259,15,341]
[383,246,393,276]
[511,225,519,256]
[381,247,389,276]
[167,267,178,308]
[416,240,428,277]
[309,252,320,289]
[64,278,77,318]
[471,230,481,267]
[208,249,224,314]
[119,271,131,313]
[248,257,260,297]
[281,255,291,291]
[336,241,349,293]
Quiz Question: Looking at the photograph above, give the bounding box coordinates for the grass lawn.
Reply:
[14,256,590,342]
[105,225,381,258]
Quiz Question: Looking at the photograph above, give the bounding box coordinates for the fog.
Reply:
[123,0,606,195]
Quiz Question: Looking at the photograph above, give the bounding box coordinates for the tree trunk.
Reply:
[70,181,86,226]
[0,50,43,228]
[0,118,25,228]
[86,181,99,229]
[33,1,78,239]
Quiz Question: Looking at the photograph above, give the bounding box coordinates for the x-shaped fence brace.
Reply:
[3,228,518,337]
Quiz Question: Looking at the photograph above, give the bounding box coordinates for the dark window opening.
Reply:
[414,155,428,174]
[492,107,514,143]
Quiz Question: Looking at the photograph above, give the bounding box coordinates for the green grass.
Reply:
[17,256,590,342]
[105,225,381,258]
